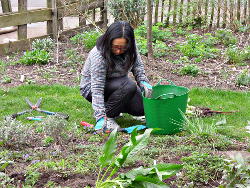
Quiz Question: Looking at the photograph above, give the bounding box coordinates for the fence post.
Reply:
[56,0,63,31]
[236,0,240,22]
[18,0,27,40]
[154,0,159,24]
[179,0,184,23]
[229,0,234,27]
[173,0,177,24]
[47,0,53,35]
[165,0,172,25]
[51,0,58,40]
[209,0,215,29]
[248,0,250,25]
[204,0,209,24]
[1,0,12,12]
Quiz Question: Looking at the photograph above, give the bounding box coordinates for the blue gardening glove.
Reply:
[140,81,152,98]
[95,117,105,130]
[121,125,147,133]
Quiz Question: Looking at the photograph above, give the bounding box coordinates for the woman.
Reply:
[80,21,152,132]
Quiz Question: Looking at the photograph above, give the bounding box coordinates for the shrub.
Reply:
[135,36,147,56]
[19,49,52,65]
[214,29,237,46]
[70,30,101,50]
[179,64,199,76]
[32,37,54,52]
[107,0,146,28]
[153,40,169,58]
[236,69,250,86]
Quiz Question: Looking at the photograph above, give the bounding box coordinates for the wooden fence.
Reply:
[0,0,249,55]
[0,0,107,55]
[155,0,250,28]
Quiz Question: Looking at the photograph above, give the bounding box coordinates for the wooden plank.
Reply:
[154,0,159,24]
[222,0,228,28]
[0,21,103,55]
[165,0,172,25]
[1,0,12,12]
[209,0,215,29]
[0,8,52,28]
[0,34,52,55]
[236,0,240,22]
[204,0,209,24]
[161,0,165,22]
[229,0,234,26]
[217,0,221,27]
[47,0,53,34]
[173,0,177,24]
[52,0,58,39]
[179,0,184,23]
[18,0,27,40]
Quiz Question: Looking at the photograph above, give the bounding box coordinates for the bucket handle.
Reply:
[155,93,176,99]
[156,79,176,86]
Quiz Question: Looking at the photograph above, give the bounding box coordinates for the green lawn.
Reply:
[1,84,249,139]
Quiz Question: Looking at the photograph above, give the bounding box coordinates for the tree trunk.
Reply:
[147,0,153,60]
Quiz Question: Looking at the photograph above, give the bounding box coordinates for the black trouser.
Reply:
[85,76,144,118]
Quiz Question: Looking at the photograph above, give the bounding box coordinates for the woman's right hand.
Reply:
[94,117,105,130]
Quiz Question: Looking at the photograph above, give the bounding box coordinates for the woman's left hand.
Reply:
[140,81,152,98]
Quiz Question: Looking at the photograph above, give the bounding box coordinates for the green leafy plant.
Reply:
[153,40,169,58]
[179,152,227,185]
[32,37,54,52]
[95,128,182,187]
[176,34,219,58]
[236,69,250,86]
[135,24,173,42]
[64,49,83,67]
[19,49,52,65]
[214,29,237,46]
[225,45,246,65]
[179,64,199,76]
[70,30,101,50]
[107,0,146,28]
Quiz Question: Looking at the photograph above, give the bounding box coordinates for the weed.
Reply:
[236,69,250,86]
[19,49,52,65]
[178,152,228,186]
[153,40,169,58]
[179,64,199,76]
[175,27,187,36]
[1,76,12,84]
[135,36,147,55]
[32,37,54,52]
[221,153,250,187]
[214,29,237,46]
[43,136,54,146]
[0,60,7,74]
[70,30,101,50]
[95,128,182,187]
[64,49,83,67]
[0,119,38,149]
[25,171,40,186]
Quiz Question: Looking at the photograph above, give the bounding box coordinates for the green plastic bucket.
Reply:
[143,79,189,135]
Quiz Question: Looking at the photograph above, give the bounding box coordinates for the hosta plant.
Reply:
[95,128,182,187]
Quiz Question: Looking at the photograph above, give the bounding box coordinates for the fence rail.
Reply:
[0,0,107,55]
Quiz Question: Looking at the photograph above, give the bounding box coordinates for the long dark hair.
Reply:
[96,21,137,70]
